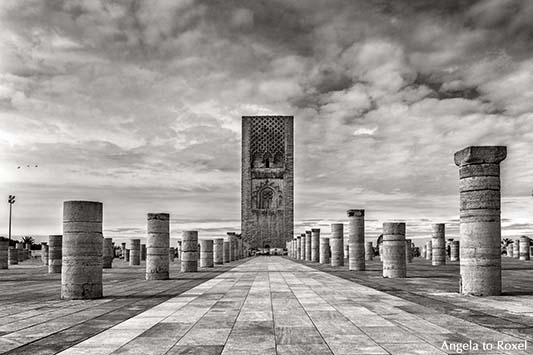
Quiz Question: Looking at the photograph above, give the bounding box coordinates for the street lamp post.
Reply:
[8,195,15,243]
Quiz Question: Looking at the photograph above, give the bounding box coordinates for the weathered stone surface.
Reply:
[431,224,446,266]
[382,222,406,278]
[365,241,373,261]
[61,200,103,300]
[103,238,113,268]
[513,239,520,259]
[330,223,344,267]
[214,238,224,264]
[146,213,170,280]
[125,249,130,262]
[426,240,432,260]
[455,145,506,296]
[181,231,198,272]
[16,242,23,262]
[0,237,8,269]
[8,246,17,265]
[296,236,301,260]
[405,239,412,264]
[450,240,459,261]
[319,237,330,264]
[141,243,146,261]
[347,209,365,271]
[241,116,294,249]
[48,235,62,273]
[130,239,140,266]
[223,241,230,263]
[305,231,311,261]
[310,229,320,262]
[200,239,214,268]
[519,236,530,261]
[300,233,306,260]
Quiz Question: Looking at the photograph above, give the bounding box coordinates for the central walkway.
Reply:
[57,257,529,355]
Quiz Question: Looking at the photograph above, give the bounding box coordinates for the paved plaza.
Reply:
[0,256,532,355]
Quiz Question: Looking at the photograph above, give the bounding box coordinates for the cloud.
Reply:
[1,1,532,241]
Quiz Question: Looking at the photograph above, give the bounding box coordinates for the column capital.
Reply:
[454,146,506,166]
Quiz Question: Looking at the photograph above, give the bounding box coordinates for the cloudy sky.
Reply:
[1,0,533,245]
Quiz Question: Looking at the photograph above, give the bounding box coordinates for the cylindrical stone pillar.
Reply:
[0,238,8,269]
[319,237,329,264]
[129,239,140,266]
[146,213,170,280]
[169,247,176,263]
[300,233,306,260]
[519,236,530,261]
[422,245,427,259]
[378,243,383,261]
[450,240,459,261]
[405,239,412,264]
[347,209,365,271]
[365,241,373,261]
[426,241,432,260]
[121,242,126,259]
[330,223,344,267]
[8,246,18,265]
[305,231,312,261]
[214,238,223,265]
[513,239,520,259]
[199,239,214,268]
[382,223,406,278]
[311,229,320,262]
[506,243,513,258]
[61,200,103,300]
[432,224,446,266]
[223,241,230,263]
[455,145,506,296]
[227,233,235,261]
[141,244,146,261]
[296,236,302,260]
[181,231,198,272]
[125,249,130,262]
[344,244,349,262]
[41,242,49,266]
[48,235,62,273]
[176,241,182,261]
[16,243,23,262]
[103,238,113,268]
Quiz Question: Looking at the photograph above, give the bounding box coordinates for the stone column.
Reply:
[48,235,62,273]
[125,249,130,262]
[382,222,406,278]
[450,240,459,261]
[422,245,427,259]
[129,239,140,266]
[146,213,170,280]
[181,231,198,272]
[8,246,17,265]
[305,231,311,261]
[103,238,113,268]
[300,233,306,260]
[227,233,235,261]
[319,237,330,264]
[16,243,23,262]
[365,242,373,261]
[296,236,302,260]
[41,242,49,266]
[121,242,126,260]
[519,236,530,261]
[344,244,349,262]
[378,243,383,261]
[426,240,432,260]
[223,241,230,263]
[141,244,146,261]
[311,229,320,262]
[199,239,214,268]
[176,241,182,261]
[0,237,8,269]
[431,224,446,266]
[513,239,520,259]
[214,238,224,265]
[169,247,176,263]
[405,239,413,264]
[237,237,243,260]
[347,209,365,271]
[61,200,103,300]
[330,223,344,267]
[455,145,506,296]
[506,243,513,258]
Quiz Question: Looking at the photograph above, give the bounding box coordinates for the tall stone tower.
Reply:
[242,116,294,249]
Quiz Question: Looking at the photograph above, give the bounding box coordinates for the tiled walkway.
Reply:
[1,257,532,354]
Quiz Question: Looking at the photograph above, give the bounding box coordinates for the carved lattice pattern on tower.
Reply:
[250,117,285,168]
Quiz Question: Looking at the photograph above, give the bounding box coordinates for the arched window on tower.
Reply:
[263,152,272,168]
[259,187,274,209]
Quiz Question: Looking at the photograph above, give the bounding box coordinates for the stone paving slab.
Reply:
[1,256,532,354]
